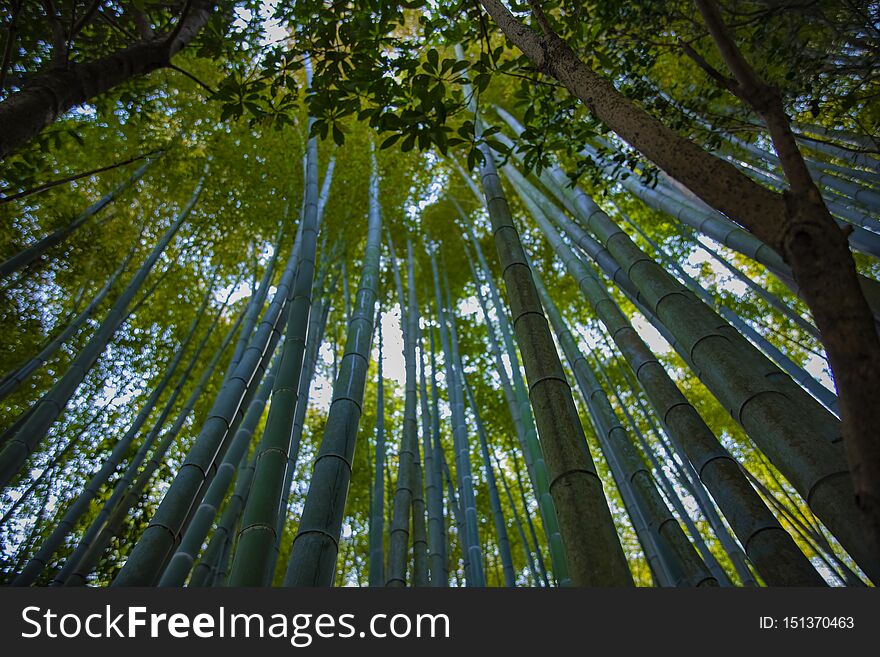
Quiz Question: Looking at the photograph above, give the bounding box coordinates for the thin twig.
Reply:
[168,64,216,95]
[0,150,162,204]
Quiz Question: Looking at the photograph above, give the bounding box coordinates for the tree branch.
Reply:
[525,0,553,36]
[678,38,742,98]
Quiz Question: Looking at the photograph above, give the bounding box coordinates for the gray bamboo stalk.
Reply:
[187,350,280,591]
[465,132,632,585]
[667,218,821,341]
[408,243,429,587]
[532,268,716,586]
[260,157,337,582]
[227,120,322,586]
[0,174,201,489]
[12,267,220,586]
[607,349,756,586]
[419,313,445,586]
[721,152,880,235]
[283,143,383,586]
[112,199,306,586]
[159,349,284,586]
[502,140,875,581]
[624,212,839,414]
[461,241,550,585]
[64,307,245,585]
[725,135,880,211]
[427,315,450,586]
[368,320,386,587]
[431,251,484,586]
[224,222,286,379]
[491,446,542,586]
[463,379,516,586]
[385,235,420,587]
[517,182,823,585]
[268,259,339,581]
[458,221,568,585]
[592,357,734,586]
[0,156,157,278]
[440,445,469,583]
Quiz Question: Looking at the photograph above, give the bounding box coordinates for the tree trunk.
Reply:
[0,1,215,158]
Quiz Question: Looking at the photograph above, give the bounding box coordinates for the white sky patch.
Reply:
[457,294,480,318]
[310,306,407,414]
[804,352,836,393]
[233,1,287,50]
[216,280,253,306]
[630,313,673,355]
[683,245,748,297]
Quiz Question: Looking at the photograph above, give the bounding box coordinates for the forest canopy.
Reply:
[0,0,878,588]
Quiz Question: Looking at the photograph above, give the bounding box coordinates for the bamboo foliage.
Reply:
[0,173,203,490]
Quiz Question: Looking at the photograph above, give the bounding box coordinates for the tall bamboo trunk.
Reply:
[112,193,305,585]
[418,313,445,586]
[385,234,420,587]
[49,291,230,586]
[227,118,322,586]
[462,116,632,584]
[408,243,429,587]
[593,356,735,586]
[459,227,569,585]
[431,252,485,586]
[188,348,282,587]
[599,346,756,586]
[368,320,386,587]
[532,267,716,587]
[427,318,450,586]
[496,133,877,580]
[269,257,338,581]
[463,380,517,586]
[283,142,383,586]
[491,445,543,586]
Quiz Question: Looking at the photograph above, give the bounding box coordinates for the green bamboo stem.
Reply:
[463,379,517,587]
[283,140,383,587]
[517,181,823,585]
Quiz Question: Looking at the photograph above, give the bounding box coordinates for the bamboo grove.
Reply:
[1,1,879,588]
